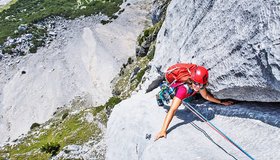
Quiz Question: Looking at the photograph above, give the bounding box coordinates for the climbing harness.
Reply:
[156,81,197,106]
[183,102,255,160]
[156,81,175,106]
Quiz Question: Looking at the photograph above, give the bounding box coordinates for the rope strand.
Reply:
[183,102,255,160]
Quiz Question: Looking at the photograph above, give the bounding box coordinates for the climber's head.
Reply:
[191,66,208,91]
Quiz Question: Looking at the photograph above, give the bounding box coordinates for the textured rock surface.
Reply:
[106,90,280,160]
[52,140,106,160]
[106,1,280,159]
[150,0,280,102]
[151,0,169,24]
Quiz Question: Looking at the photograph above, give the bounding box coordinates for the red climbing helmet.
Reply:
[191,65,208,84]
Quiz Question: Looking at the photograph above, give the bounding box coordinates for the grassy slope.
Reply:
[0,0,18,13]
[0,0,123,45]
[0,97,121,159]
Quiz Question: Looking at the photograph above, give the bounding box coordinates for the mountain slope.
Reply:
[0,0,151,145]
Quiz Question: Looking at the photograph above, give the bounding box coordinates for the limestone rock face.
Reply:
[151,0,168,24]
[152,0,280,102]
[105,90,280,160]
[106,1,280,160]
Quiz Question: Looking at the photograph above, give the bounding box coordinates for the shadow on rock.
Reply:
[161,104,216,134]
[203,101,280,128]
[160,104,237,159]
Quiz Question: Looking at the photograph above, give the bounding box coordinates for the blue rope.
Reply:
[183,102,255,160]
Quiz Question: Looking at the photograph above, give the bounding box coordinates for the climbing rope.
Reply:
[183,102,255,160]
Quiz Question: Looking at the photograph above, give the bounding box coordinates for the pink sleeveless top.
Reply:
[171,82,196,100]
